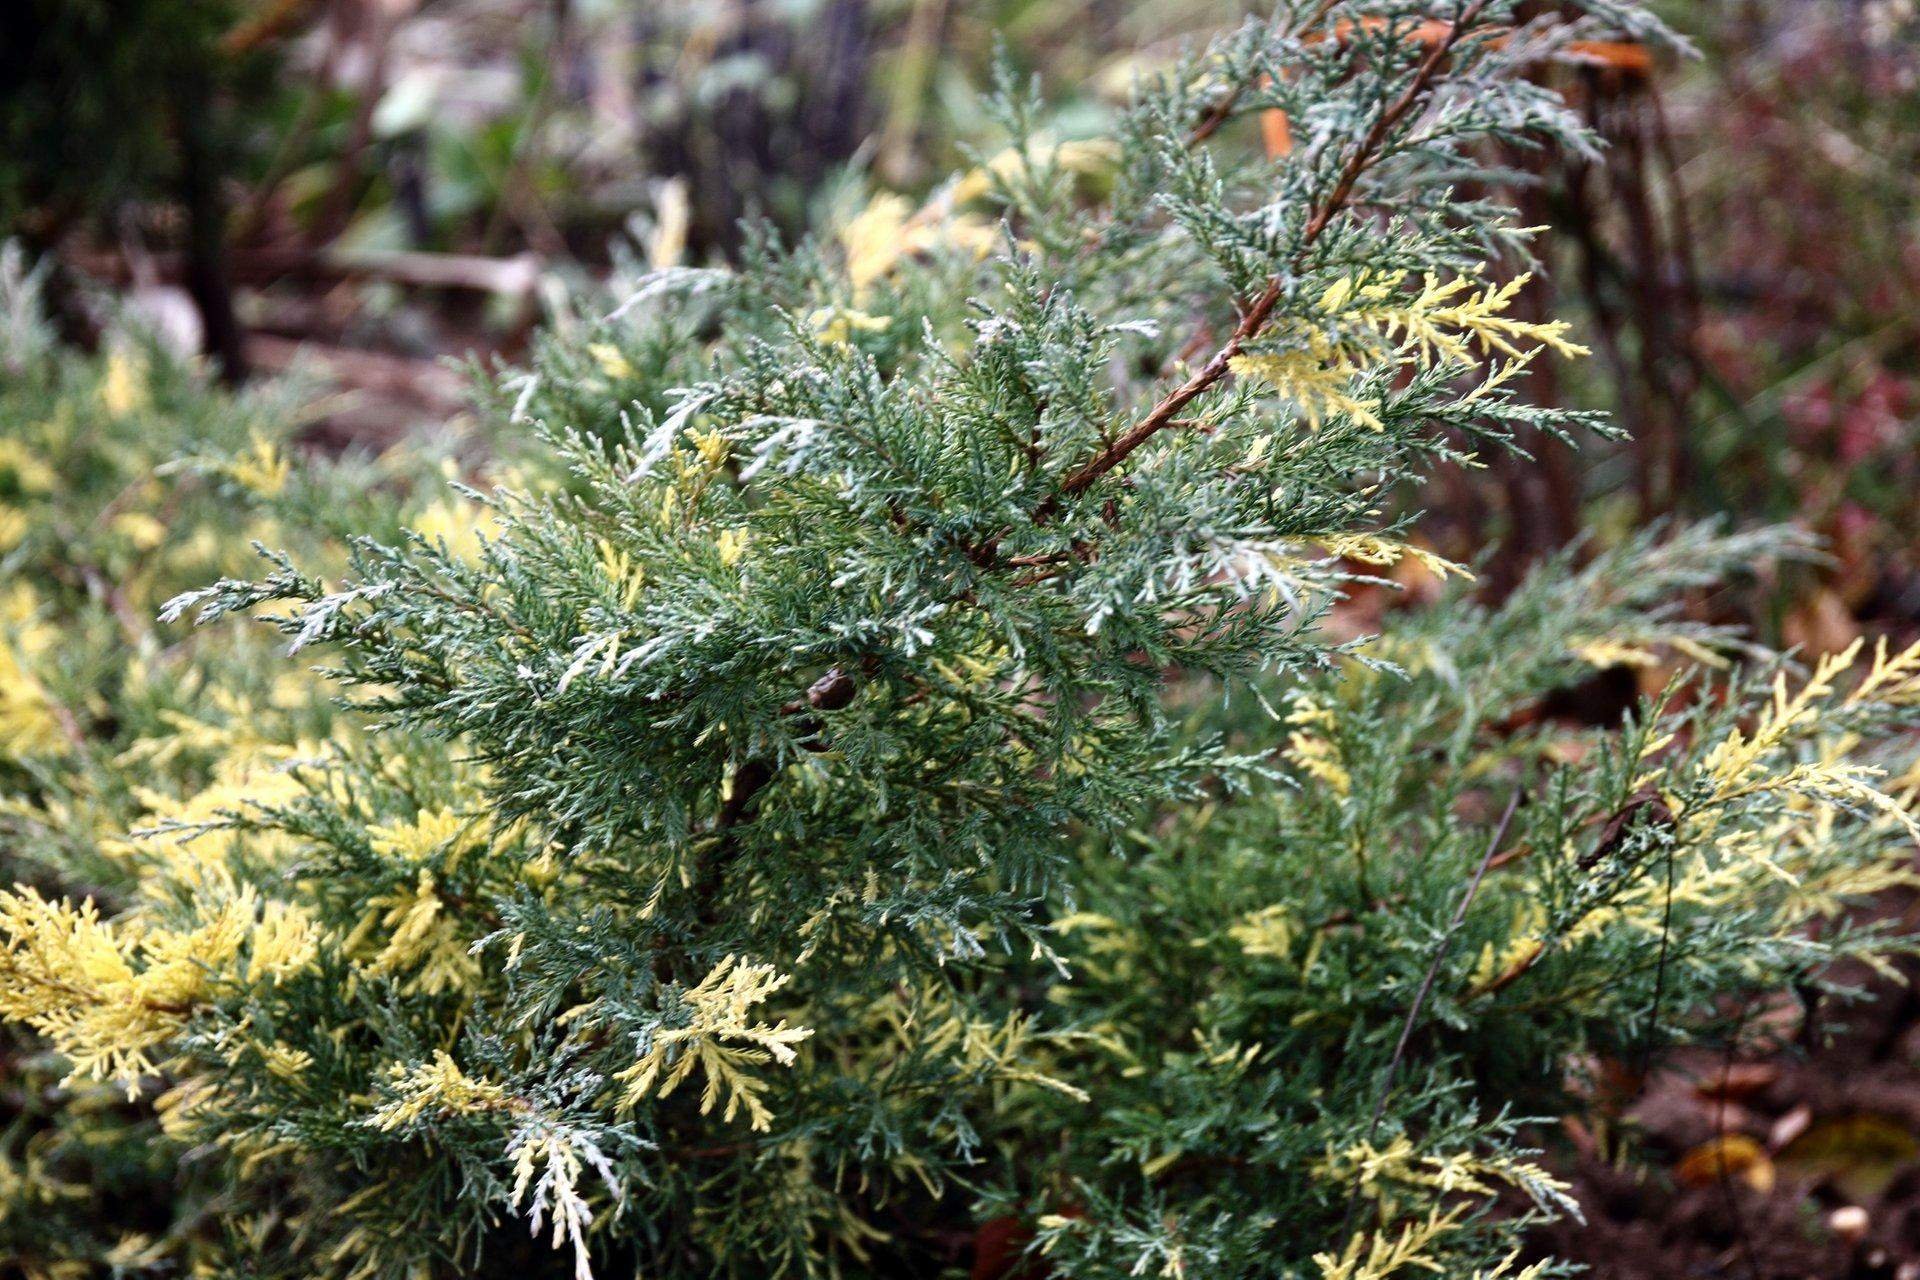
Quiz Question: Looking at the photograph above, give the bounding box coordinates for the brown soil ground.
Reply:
[1535,898,1920,1279]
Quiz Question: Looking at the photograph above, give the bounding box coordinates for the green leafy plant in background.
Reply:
[5,5,1920,1280]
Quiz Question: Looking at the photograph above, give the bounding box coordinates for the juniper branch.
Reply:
[1056,0,1493,500]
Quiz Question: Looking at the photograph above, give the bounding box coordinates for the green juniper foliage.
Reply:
[6,4,1920,1279]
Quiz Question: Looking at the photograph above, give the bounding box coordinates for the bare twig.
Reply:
[246,334,468,409]
[1337,782,1522,1236]
[1189,0,1347,147]
[66,245,543,299]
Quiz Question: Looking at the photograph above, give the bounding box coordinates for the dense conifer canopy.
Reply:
[4,5,1919,1278]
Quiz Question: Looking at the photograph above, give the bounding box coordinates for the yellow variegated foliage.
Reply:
[1316,1134,1572,1218]
[0,635,64,759]
[714,527,751,568]
[345,868,483,996]
[1359,272,1585,364]
[806,305,893,346]
[838,193,997,298]
[1231,270,1589,432]
[411,496,499,564]
[920,1006,1090,1102]
[367,807,482,867]
[588,342,635,380]
[0,885,318,1097]
[1228,904,1298,959]
[225,433,290,497]
[1314,1209,1462,1280]
[1318,533,1471,582]
[1285,692,1352,795]
[1569,637,1659,669]
[98,350,148,418]
[1227,347,1383,431]
[1693,639,1920,837]
[948,137,1120,205]
[366,1051,517,1131]
[612,955,813,1131]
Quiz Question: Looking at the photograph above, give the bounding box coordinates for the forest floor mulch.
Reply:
[1536,894,1920,1279]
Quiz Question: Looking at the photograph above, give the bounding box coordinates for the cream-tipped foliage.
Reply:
[508,1123,622,1280]
[0,244,484,1273]
[1230,270,1588,433]
[0,885,315,1097]
[366,1051,517,1131]
[613,956,813,1132]
[1312,1210,1463,1280]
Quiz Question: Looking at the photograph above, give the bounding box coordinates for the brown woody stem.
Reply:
[1055,0,1491,501]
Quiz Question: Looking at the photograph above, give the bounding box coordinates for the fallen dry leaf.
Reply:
[1693,1062,1781,1106]
[1776,1112,1920,1201]
[1676,1133,1776,1193]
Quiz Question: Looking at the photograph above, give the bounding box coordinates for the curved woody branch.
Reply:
[1055,0,1495,500]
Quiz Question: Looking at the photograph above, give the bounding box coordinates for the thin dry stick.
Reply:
[1707,993,1765,1280]
[1190,0,1359,146]
[1337,783,1522,1237]
[1187,0,1342,146]
[1057,0,1492,500]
